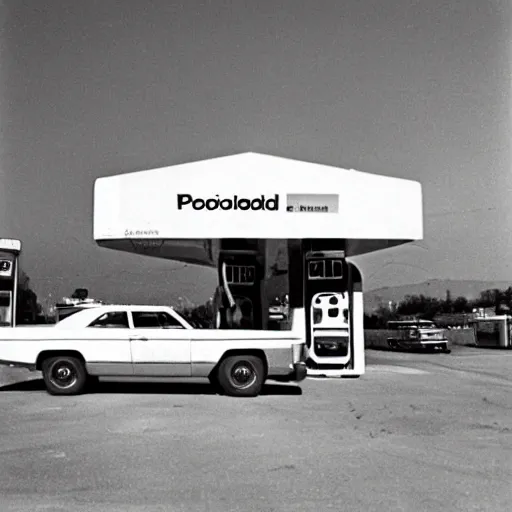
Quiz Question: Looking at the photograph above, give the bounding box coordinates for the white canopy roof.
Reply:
[94,153,422,261]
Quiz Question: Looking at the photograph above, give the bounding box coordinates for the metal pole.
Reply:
[12,255,18,327]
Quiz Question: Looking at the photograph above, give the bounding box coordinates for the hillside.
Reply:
[364,279,512,313]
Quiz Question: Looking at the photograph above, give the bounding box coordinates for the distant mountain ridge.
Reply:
[364,279,512,313]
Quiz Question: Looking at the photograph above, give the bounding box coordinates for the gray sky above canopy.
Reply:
[1,0,508,306]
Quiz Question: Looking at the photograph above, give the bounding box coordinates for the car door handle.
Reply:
[129,336,148,342]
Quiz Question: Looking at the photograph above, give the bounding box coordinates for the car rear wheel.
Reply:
[217,355,265,397]
[42,356,88,396]
[388,340,398,350]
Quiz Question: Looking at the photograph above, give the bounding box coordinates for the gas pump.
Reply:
[0,239,21,327]
[213,239,267,330]
[302,239,363,377]
[303,240,350,373]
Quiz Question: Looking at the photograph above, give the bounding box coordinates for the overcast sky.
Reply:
[0,0,510,306]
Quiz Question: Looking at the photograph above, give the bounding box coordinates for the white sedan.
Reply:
[0,305,307,397]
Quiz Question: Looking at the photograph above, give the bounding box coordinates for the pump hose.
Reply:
[221,261,235,308]
[221,261,242,326]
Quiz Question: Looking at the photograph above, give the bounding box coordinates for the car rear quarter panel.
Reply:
[190,334,301,378]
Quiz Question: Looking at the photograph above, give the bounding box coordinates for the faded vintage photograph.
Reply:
[0,1,510,511]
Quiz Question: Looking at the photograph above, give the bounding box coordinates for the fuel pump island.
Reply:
[93,153,423,377]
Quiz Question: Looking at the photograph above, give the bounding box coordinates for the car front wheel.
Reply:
[42,356,88,396]
[440,343,451,354]
[388,340,398,350]
[217,355,265,397]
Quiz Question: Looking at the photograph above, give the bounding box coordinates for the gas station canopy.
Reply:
[93,153,423,264]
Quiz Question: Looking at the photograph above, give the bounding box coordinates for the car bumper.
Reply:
[292,362,308,382]
[389,339,449,349]
[412,339,448,346]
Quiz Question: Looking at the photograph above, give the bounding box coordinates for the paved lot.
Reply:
[1,346,511,512]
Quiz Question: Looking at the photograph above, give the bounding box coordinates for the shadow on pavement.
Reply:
[0,379,44,391]
[0,378,302,396]
[368,344,511,355]
[368,346,450,354]
[0,379,45,392]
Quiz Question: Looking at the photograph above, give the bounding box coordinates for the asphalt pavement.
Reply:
[1,346,511,512]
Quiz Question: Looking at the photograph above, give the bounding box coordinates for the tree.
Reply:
[452,296,469,313]
[493,288,501,313]
[71,288,89,301]
[179,302,213,328]
[395,294,443,319]
[16,271,43,324]
[476,289,497,308]
[364,305,399,328]
[442,289,453,313]
[504,287,512,307]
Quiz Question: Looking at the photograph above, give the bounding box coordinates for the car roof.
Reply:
[387,320,434,326]
[55,304,183,328]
